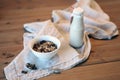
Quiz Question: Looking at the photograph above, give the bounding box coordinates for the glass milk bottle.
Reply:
[70,7,84,48]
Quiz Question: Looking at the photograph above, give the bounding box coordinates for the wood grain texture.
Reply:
[0,0,120,80]
[40,61,120,80]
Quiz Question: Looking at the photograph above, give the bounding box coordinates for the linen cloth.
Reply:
[52,0,118,39]
[4,20,91,80]
[4,0,119,80]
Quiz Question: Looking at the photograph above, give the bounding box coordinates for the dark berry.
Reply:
[21,70,28,74]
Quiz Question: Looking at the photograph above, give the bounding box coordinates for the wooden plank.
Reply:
[0,0,75,10]
[0,15,49,32]
[84,38,120,65]
[0,29,23,46]
[96,0,120,7]
[40,61,120,80]
[0,6,65,20]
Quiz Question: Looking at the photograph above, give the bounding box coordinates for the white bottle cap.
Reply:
[72,7,84,16]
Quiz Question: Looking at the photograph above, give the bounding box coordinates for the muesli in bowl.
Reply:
[29,35,61,62]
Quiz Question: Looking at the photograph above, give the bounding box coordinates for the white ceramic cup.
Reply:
[29,35,61,62]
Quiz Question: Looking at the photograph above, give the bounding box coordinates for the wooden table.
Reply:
[0,0,120,80]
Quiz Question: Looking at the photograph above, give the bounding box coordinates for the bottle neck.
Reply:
[70,14,84,29]
[71,13,83,23]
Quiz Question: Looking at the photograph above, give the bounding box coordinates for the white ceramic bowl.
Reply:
[29,35,61,62]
